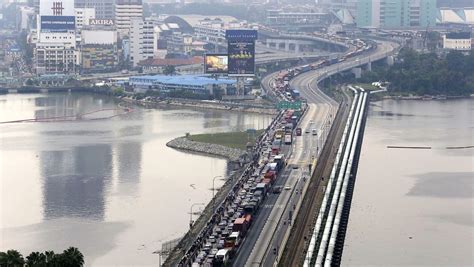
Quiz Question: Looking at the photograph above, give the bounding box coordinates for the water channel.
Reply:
[0,93,273,266]
[343,99,473,266]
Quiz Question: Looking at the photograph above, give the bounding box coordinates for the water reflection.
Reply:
[116,142,142,196]
[40,144,113,221]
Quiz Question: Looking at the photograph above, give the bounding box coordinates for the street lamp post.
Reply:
[212,175,224,214]
[190,202,205,228]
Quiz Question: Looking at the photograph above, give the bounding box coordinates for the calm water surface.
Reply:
[0,93,272,266]
[343,99,473,266]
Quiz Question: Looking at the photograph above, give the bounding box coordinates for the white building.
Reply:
[129,17,158,66]
[115,0,143,37]
[35,42,76,74]
[35,0,77,74]
[75,8,95,31]
[16,6,36,30]
[443,32,472,51]
[194,18,245,44]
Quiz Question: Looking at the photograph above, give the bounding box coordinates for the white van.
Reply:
[312,129,317,136]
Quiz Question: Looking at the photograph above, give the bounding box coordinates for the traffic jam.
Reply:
[179,38,375,267]
[179,104,305,267]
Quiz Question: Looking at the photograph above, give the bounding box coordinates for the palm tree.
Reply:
[26,251,46,266]
[4,250,25,267]
[0,252,8,266]
[60,247,84,267]
[44,251,56,265]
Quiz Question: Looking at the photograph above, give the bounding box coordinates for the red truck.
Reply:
[232,218,248,236]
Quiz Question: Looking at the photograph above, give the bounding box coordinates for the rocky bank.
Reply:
[166,137,246,162]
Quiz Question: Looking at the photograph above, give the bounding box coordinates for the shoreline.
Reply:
[0,87,279,115]
[120,97,278,115]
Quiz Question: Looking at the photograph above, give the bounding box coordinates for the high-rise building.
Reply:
[115,0,143,37]
[356,0,437,28]
[129,17,157,66]
[35,0,77,74]
[75,0,115,20]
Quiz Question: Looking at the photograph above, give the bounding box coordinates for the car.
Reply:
[292,164,299,169]
[284,186,291,190]
[312,129,318,135]
[272,186,282,194]
[305,129,311,133]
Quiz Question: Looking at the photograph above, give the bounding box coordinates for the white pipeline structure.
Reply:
[303,86,368,267]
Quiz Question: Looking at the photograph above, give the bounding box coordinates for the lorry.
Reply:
[224,232,240,248]
[291,90,300,98]
[232,218,248,236]
[284,134,292,145]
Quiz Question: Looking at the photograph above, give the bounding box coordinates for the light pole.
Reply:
[190,202,205,228]
[212,175,224,214]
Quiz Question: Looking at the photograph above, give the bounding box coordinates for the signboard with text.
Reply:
[89,19,115,26]
[40,15,75,32]
[277,101,302,110]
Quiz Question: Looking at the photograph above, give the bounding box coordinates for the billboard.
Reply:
[205,54,228,74]
[227,40,255,76]
[40,16,75,32]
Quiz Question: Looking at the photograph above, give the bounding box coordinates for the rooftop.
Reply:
[130,75,235,87]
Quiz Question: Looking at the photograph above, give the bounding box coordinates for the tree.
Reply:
[26,252,46,266]
[59,247,84,267]
[163,65,176,75]
[3,250,25,267]
[0,252,7,266]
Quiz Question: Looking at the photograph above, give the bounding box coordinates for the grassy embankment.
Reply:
[354,83,380,91]
[187,130,265,150]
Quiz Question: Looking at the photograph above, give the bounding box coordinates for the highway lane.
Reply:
[252,40,399,266]
[260,103,333,267]
[230,39,398,267]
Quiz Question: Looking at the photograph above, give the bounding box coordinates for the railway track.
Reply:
[279,89,351,267]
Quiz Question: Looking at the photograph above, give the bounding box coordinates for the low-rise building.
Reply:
[35,42,77,74]
[128,74,235,96]
[137,56,202,73]
[80,29,118,73]
[443,32,472,51]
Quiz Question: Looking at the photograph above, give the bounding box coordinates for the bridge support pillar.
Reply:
[352,67,362,79]
[386,56,394,66]
[366,61,372,72]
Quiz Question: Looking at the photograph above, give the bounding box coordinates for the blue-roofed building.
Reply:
[128,74,236,97]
